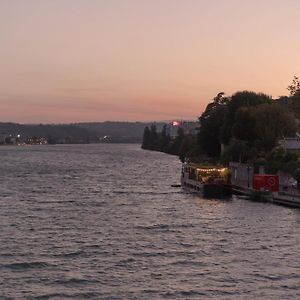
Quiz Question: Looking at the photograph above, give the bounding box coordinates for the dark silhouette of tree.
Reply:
[288,77,300,120]
[265,148,300,180]
[249,103,296,151]
[291,94,300,120]
[198,93,228,157]
[141,126,151,149]
[178,135,199,162]
[175,127,185,152]
[222,139,257,163]
[221,91,271,144]
[141,89,297,166]
[142,124,166,151]
[5,136,13,145]
[287,76,300,96]
[224,103,296,162]
[231,107,258,144]
[213,92,229,104]
[160,124,170,151]
[149,124,159,150]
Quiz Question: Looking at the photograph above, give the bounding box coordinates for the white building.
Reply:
[278,138,300,152]
[166,121,198,138]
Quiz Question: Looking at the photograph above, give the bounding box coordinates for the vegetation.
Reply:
[197,84,299,166]
[198,92,228,157]
[141,124,199,162]
[142,77,300,177]
[0,121,166,144]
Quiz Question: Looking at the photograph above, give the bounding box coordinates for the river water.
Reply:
[0,144,299,299]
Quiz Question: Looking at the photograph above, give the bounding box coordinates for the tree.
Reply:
[231,107,258,144]
[222,139,257,163]
[287,76,300,96]
[178,135,199,162]
[221,100,297,163]
[198,93,228,157]
[213,92,229,104]
[249,103,296,152]
[141,126,151,149]
[221,91,271,144]
[160,124,170,151]
[265,148,300,178]
[149,124,159,150]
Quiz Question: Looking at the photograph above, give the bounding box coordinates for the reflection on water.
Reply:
[0,144,299,299]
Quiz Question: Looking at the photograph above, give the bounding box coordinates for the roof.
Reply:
[279,138,300,150]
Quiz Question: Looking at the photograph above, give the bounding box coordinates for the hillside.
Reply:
[0,122,166,144]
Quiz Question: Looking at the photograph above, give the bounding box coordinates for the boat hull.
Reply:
[181,177,232,199]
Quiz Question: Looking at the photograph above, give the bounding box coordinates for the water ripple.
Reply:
[0,144,300,299]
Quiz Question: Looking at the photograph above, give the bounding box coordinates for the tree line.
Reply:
[141,77,300,179]
[141,124,200,162]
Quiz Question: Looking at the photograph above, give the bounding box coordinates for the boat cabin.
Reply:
[182,163,229,184]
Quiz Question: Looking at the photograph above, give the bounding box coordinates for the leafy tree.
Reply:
[213,92,229,104]
[178,135,198,162]
[198,93,228,157]
[251,104,296,151]
[167,127,185,154]
[222,139,257,163]
[225,103,296,162]
[231,108,258,144]
[265,148,300,177]
[221,91,271,144]
[285,76,300,120]
[287,76,300,96]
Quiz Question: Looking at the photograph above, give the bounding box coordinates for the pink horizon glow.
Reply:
[1,0,300,123]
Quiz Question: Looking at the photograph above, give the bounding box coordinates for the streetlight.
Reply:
[247,166,251,188]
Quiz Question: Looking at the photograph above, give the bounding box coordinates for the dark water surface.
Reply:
[0,144,299,299]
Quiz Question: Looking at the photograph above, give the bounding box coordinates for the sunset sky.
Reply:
[1,0,300,123]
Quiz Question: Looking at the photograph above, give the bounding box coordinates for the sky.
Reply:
[1,0,300,123]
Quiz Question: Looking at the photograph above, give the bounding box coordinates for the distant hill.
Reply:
[0,122,166,144]
[74,122,165,143]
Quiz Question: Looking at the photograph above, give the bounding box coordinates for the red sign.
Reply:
[253,175,279,192]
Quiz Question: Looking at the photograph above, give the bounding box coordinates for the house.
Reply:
[278,138,300,152]
[166,121,198,138]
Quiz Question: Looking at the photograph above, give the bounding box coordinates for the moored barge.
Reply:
[181,162,232,198]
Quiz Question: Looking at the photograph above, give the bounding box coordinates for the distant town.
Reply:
[0,134,48,145]
[0,121,197,146]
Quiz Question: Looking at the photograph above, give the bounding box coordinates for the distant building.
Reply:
[182,121,199,135]
[0,133,16,145]
[25,137,48,145]
[166,121,198,138]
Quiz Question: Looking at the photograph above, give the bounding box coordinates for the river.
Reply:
[0,144,299,299]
